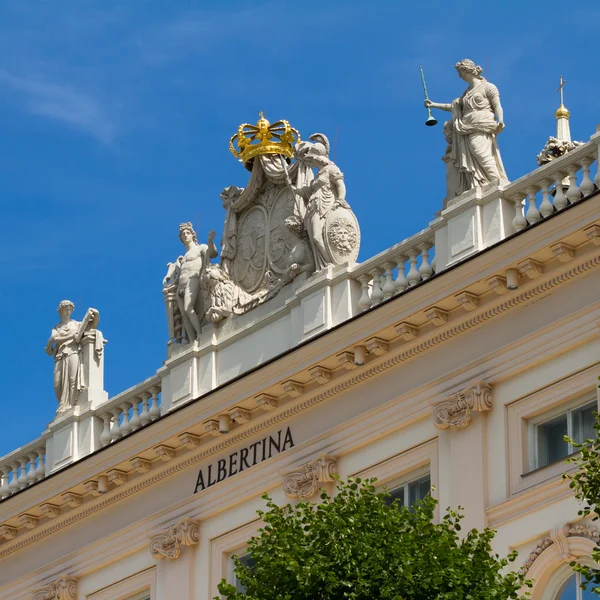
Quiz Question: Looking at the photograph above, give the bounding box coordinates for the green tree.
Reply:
[564,407,600,594]
[217,477,529,600]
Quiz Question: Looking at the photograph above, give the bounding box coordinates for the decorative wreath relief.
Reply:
[327,217,358,256]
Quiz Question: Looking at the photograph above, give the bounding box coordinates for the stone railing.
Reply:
[508,135,599,231]
[98,376,162,447]
[0,376,162,501]
[0,436,49,499]
[351,227,436,311]
[352,130,600,311]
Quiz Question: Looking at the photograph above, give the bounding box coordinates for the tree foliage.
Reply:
[564,408,600,593]
[217,477,529,600]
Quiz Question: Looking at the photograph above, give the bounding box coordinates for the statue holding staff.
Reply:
[424,59,509,198]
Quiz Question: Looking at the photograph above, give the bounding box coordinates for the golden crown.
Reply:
[229,112,300,168]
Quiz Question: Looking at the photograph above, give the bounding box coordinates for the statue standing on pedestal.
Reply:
[175,222,218,342]
[45,301,103,414]
[425,59,509,200]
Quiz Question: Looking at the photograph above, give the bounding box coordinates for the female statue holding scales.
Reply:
[425,59,509,197]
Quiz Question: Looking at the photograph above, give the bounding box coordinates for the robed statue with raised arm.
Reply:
[425,59,509,202]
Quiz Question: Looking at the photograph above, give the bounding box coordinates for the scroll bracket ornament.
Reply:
[432,379,492,430]
[149,518,200,560]
[282,455,337,499]
[32,576,78,600]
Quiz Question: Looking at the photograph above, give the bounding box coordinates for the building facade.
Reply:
[1,105,599,600]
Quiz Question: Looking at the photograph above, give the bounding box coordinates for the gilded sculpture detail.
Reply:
[163,114,361,348]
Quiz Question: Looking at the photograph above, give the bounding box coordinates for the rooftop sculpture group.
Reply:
[162,114,361,346]
[45,58,583,412]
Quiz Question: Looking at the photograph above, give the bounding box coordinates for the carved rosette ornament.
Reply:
[32,576,78,600]
[282,455,337,499]
[432,380,492,430]
[149,518,200,560]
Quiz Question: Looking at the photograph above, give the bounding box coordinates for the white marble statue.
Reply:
[45,301,103,414]
[286,134,360,270]
[425,59,509,200]
[174,222,218,342]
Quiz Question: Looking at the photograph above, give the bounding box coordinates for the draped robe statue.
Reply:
[45,301,104,414]
[425,58,509,203]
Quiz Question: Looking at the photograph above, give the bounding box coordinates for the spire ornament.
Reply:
[536,76,583,166]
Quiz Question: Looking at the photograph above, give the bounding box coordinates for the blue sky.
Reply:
[0,0,598,456]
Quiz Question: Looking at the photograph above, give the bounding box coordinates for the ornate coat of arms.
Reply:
[163,114,361,348]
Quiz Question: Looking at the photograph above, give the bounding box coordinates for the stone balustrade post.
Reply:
[357,274,372,311]
[149,387,161,421]
[381,262,396,300]
[566,165,582,203]
[580,158,595,196]
[369,268,384,306]
[406,249,421,287]
[139,392,152,425]
[418,242,434,280]
[525,188,541,224]
[394,255,408,293]
[539,180,553,218]
[553,173,568,210]
[18,458,29,489]
[512,196,527,231]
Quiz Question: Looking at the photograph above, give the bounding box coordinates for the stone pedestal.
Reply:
[45,406,103,474]
[158,265,361,414]
[431,184,515,271]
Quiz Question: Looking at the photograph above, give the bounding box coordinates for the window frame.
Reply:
[541,560,599,600]
[386,466,431,507]
[529,395,597,471]
[211,519,261,599]
[351,439,438,518]
[227,549,255,594]
[506,366,598,496]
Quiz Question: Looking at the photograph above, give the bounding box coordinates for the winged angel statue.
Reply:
[162,115,361,347]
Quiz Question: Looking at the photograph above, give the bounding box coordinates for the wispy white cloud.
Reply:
[0,69,116,143]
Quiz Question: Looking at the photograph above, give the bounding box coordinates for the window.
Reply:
[387,472,431,508]
[554,573,598,599]
[229,551,256,594]
[532,400,596,470]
